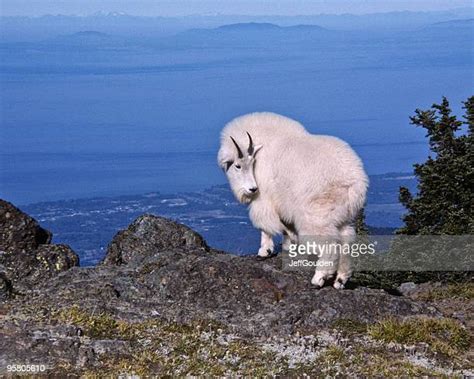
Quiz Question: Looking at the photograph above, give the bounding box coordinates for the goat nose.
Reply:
[249,187,258,193]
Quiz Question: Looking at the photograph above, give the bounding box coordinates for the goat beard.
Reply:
[237,189,253,204]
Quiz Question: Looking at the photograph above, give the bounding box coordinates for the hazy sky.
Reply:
[0,0,471,17]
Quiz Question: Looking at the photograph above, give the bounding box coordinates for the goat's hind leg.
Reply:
[310,239,339,288]
[334,224,355,289]
[299,223,339,288]
[282,229,298,251]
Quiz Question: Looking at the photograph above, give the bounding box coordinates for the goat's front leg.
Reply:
[257,230,274,258]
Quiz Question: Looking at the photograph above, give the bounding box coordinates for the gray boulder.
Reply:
[0,199,51,253]
[0,199,79,295]
[102,214,208,265]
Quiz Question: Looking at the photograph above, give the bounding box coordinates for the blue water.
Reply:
[0,23,472,205]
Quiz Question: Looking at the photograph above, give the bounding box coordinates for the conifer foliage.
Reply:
[398,96,474,234]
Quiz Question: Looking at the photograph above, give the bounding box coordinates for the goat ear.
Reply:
[219,159,233,172]
[218,145,234,172]
[252,144,263,157]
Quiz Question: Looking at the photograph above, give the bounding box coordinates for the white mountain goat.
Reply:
[217,112,368,289]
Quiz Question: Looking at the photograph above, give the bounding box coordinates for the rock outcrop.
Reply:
[102,214,208,265]
[0,202,472,376]
[0,200,79,295]
[0,199,52,253]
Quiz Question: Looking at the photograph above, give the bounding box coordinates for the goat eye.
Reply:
[235,164,241,169]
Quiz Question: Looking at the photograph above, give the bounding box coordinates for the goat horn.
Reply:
[230,136,243,158]
[246,132,254,155]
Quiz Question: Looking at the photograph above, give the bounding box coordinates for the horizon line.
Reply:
[1,6,472,19]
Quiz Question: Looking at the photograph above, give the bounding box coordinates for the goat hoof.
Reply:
[311,275,326,288]
[334,275,349,290]
[256,251,277,261]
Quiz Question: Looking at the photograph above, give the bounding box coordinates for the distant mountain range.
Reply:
[428,18,474,28]
[53,30,111,41]
[1,8,472,42]
[15,17,468,49]
[410,18,474,40]
[47,30,121,46]
[184,22,329,35]
[70,31,110,37]
[216,22,327,32]
[177,22,333,45]
[50,23,330,45]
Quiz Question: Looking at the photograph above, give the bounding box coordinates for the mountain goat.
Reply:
[218,112,368,289]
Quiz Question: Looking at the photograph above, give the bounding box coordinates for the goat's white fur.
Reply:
[218,112,368,288]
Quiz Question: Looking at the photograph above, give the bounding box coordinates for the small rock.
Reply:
[77,346,96,367]
[398,282,418,296]
[0,269,13,302]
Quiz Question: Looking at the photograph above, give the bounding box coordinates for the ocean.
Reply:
[1,21,472,205]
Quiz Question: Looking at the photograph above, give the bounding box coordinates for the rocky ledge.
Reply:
[0,200,472,376]
[0,200,79,299]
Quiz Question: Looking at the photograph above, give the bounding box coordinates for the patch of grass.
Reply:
[58,306,289,376]
[288,345,347,377]
[56,305,122,339]
[98,335,289,377]
[52,306,470,376]
[290,344,443,377]
[349,345,448,376]
[331,318,368,335]
[417,282,474,301]
[56,305,225,340]
[316,345,346,377]
[356,355,443,377]
[351,271,472,290]
[368,317,470,357]
[322,345,345,362]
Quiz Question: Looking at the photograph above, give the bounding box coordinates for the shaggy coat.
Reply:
[218,112,368,288]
